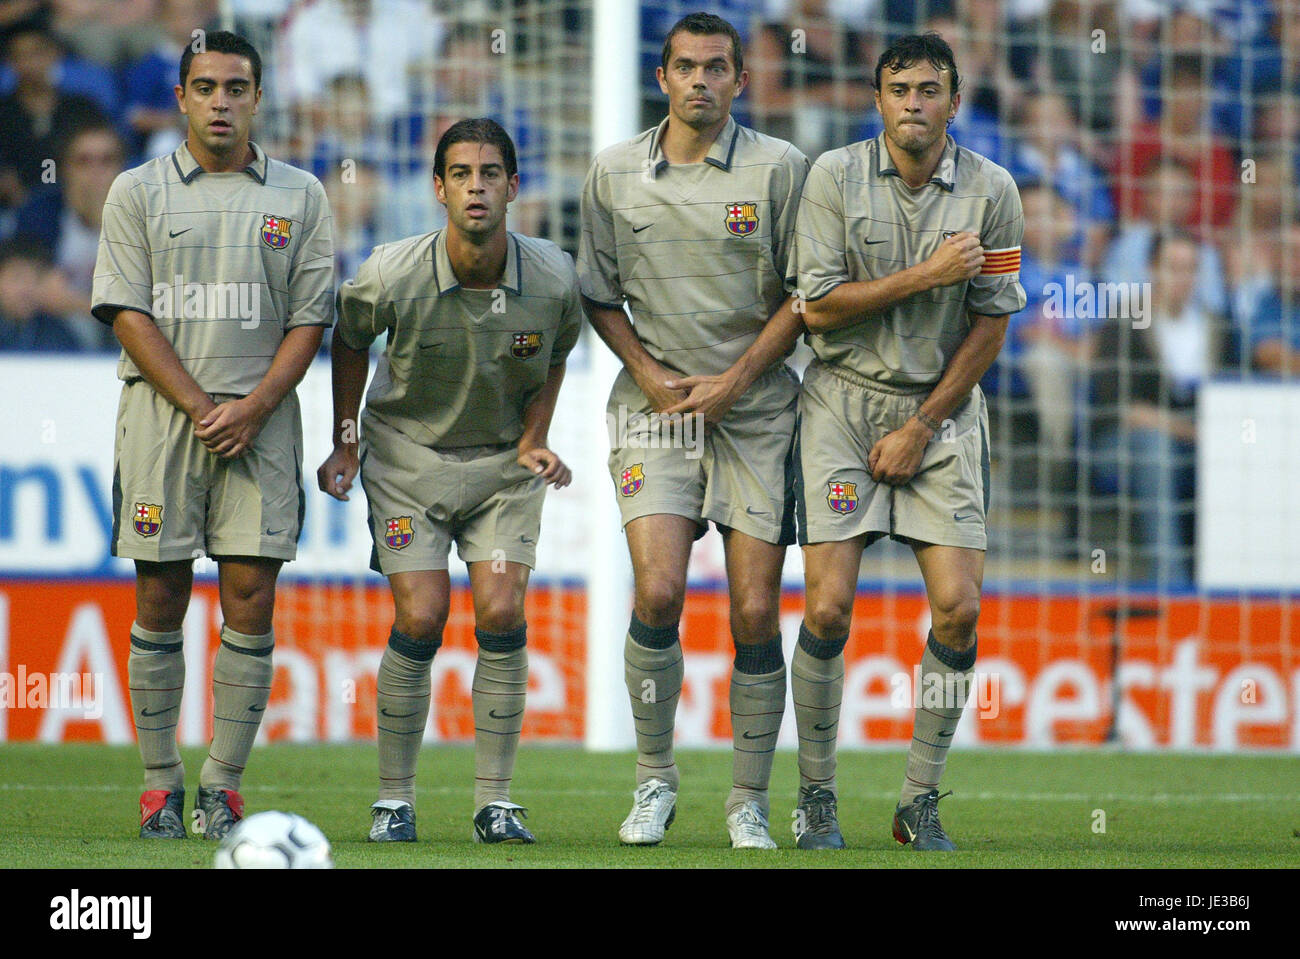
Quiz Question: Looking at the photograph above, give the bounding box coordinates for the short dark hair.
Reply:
[56,120,125,164]
[874,32,961,96]
[179,30,261,90]
[433,118,518,180]
[661,12,744,76]
[1,14,58,58]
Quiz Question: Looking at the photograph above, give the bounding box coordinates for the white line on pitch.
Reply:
[0,783,1295,803]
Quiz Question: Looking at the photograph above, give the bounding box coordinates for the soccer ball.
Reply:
[213,811,334,869]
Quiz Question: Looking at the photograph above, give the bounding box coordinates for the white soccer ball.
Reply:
[213,811,334,869]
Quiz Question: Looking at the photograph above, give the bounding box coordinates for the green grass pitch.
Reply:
[0,744,1295,868]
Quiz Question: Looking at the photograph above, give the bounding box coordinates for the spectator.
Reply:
[1008,88,1115,269]
[1040,0,1129,137]
[0,5,121,117]
[1101,157,1228,316]
[301,72,393,181]
[1089,233,1221,586]
[276,0,443,122]
[1015,182,1093,464]
[0,19,107,211]
[322,159,379,292]
[13,120,124,349]
[1114,52,1238,235]
[49,0,160,69]
[748,0,874,156]
[0,237,79,350]
[1224,153,1292,332]
[121,0,216,161]
[1241,218,1300,376]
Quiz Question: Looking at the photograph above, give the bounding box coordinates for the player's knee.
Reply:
[136,591,189,632]
[135,564,191,631]
[806,594,853,640]
[634,578,685,627]
[731,595,779,644]
[931,593,980,643]
[475,596,525,634]
[393,604,448,643]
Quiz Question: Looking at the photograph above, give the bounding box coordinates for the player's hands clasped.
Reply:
[867,420,930,485]
[634,362,689,414]
[661,370,742,425]
[923,231,984,288]
[317,444,360,501]
[194,396,272,459]
[518,446,572,489]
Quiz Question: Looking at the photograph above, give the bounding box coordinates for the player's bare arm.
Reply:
[582,295,687,413]
[195,324,323,459]
[111,307,217,424]
[662,295,803,424]
[803,231,985,334]
[868,310,1008,485]
[516,360,571,489]
[317,336,370,501]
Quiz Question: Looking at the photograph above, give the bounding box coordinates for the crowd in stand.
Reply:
[1,0,1295,584]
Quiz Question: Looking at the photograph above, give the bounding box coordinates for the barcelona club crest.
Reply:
[260,214,291,250]
[511,331,543,358]
[620,464,645,497]
[724,202,759,236]
[827,481,858,515]
[133,502,163,537]
[384,516,414,550]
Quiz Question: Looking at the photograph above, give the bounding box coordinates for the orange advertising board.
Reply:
[1,581,1294,750]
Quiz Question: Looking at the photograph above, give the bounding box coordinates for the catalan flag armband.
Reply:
[980,246,1021,276]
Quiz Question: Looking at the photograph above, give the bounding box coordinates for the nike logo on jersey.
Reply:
[169,228,192,238]
[265,527,286,536]
[632,223,653,233]
[488,708,524,720]
[139,706,172,717]
[519,534,535,544]
[813,721,837,731]
[745,506,766,516]
[863,239,887,245]
[380,708,418,718]
[741,729,777,740]
[953,512,975,522]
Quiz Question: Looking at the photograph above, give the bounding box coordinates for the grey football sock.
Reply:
[900,632,975,806]
[376,628,437,805]
[726,635,785,818]
[625,615,682,791]
[128,623,186,792]
[200,626,273,791]
[791,621,846,795]
[472,626,528,811]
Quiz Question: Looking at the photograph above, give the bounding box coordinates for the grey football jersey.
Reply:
[578,115,808,377]
[336,229,583,449]
[793,132,1026,386]
[92,141,334,394]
